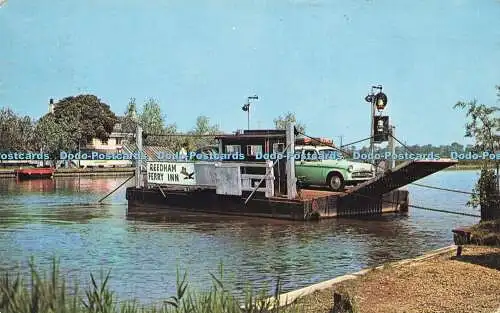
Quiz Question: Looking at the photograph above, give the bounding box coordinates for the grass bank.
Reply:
[0,259,302,313]
[2,245,499,313]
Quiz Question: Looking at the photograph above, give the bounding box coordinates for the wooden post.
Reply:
[136,125,143,189]
[265,160,275,198]
[286,122,297,199]
[218,139,223,155]
[333,293,342,312]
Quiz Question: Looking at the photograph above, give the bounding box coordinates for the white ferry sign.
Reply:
[147,162,196,185]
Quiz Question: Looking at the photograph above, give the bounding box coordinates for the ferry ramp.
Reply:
[342,158,458,200]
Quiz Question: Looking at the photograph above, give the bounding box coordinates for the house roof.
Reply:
[122,143,175,161]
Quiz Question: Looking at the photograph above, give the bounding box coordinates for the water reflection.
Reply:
[0,177,126,227]
[0,171,481,304]
[1,178,57,194]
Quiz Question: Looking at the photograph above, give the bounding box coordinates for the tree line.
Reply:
[0,93,486,161]
[356,143,476,157]
[0,95,306,163]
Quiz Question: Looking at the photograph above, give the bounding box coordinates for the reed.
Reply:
[0,257,304,313]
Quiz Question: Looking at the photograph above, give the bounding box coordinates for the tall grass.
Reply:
[0,257,304,313]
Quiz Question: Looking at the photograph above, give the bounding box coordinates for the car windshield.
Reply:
[317,148,339,160]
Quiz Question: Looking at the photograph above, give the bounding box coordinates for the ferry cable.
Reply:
[296,131,355,157]
[143,130,475,196]
[298,131,473,194]
[388,133,476,195]
[142,132,222,137]
[97,174,135,203]
[298,131,478,213]
[409,183,474,195]
[340,136,374,148]
[336,190,481,218]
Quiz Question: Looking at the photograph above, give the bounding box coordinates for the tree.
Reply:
[139,98,164,135]
[138,98,169,146]
[52,94,118,149]
[273,112,306,134]
[130,97,180,148]
[121,98,139,135]
[454,87,500,220]
[126,97,138,118]
[186,116,221,150]
[33,113,72,165]
[450,142,464,153]
[0,107,35,151]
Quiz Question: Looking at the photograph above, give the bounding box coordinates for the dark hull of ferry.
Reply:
[125,187,408,221]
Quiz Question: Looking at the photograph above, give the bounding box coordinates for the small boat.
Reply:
[15,167,54,180]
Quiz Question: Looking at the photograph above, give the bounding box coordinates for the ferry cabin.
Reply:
[213,129,337,196]
[214,129,288,195]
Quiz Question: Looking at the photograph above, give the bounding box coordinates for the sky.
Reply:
[1,0,499,147]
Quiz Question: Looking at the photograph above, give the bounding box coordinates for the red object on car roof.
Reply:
[295,137,334,146]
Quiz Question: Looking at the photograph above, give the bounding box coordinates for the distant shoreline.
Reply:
[442,164,489,171]
[0,167,135,178]
[0,162,489,179]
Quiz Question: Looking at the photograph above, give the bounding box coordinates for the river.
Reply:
[0,170,479,304]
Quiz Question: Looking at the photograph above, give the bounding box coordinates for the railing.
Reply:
[122,143,148,172]
[146,161,275,198]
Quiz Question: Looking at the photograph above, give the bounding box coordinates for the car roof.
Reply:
[295,145,335,150]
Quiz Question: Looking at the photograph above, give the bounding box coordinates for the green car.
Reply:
[295,145,375,191]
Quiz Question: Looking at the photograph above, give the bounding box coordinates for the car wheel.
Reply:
[327,173,344,191]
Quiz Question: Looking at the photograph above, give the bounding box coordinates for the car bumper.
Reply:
[348,172,374,180]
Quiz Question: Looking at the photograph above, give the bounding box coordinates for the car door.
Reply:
[296,148,323,184]
[294,148,308,183]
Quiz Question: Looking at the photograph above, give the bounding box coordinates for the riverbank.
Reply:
[2,245,498,313]
[287,245,500,313]
[0,167,134,178]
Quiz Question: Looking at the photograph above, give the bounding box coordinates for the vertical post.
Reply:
[370,98,375,170]
[78,141,81,169]
[218,139,223,155]
[265,160,274,197]
[496,161,499,193]
[391,126,396,169]
[388,125,396,169]
[136,125,143,189]
[286,122,297,199]
[247,104,250,130]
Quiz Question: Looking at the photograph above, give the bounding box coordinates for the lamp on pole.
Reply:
[242,95,258,130]
[364,85,387,164]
